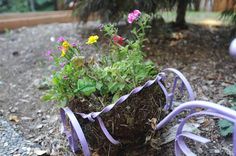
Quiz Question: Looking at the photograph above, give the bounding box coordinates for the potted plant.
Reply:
[43,10,169,155]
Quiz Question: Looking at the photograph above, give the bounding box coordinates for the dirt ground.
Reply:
[0,22,235,155]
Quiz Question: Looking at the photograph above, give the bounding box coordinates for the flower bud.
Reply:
[71,56,85,67]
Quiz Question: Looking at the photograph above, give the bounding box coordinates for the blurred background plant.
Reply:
[73,0,192,28]
[0,0,71,13]
[221,0,236,24]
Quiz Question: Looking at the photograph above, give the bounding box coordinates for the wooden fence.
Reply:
[0,11,76,32]
[199,0,234,11]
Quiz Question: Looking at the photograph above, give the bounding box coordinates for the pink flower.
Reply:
[45,50,53,61]
[45,50,52,56]
[72,43,77,47]
[133,10,141,17]
[63,76,69,80]
[57,37,65,43]
[58,46,66,51]
[60,62,66,67]
[128,13,136,24]
[127,9,141,24]
[48,56,53,61]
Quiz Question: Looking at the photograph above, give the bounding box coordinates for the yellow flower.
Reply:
[86,35,99,45]
[62,41,70,50]
[61,50,66,57]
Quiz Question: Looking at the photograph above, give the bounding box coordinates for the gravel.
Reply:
[0,117,39,156]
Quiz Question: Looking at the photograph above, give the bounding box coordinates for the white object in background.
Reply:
[229,39,236,59]
[50,37,55,42]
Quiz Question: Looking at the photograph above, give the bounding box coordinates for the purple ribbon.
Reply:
[155,101,236,156]
[60,107,90,156]
[160,68,195,110]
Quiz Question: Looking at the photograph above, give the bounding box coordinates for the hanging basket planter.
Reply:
[60,68,195,155]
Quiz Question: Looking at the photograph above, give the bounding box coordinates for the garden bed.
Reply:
[0,21,235,155]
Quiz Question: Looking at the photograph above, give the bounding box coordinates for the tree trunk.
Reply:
[193,0,201,11]
[175,0,188,28]
[28,0,35,11]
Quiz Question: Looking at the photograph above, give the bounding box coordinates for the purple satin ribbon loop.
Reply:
[155,101,236,156]
[161,68,195,111]
[60,108,90,156]
[97,117,120,145]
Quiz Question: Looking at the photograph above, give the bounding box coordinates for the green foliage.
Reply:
[224,84,236,96]
[43,12,158,107]
[221,9,236,25]
[0,0,55,13]
[73,0,179,22]
[218,105,236,136]
[0,0,29,13]
[218,84,236,136]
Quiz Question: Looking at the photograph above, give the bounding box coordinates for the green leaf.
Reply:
[224,84,236,96]
[96,82,103,90]
[76,78,96,96]
[108,82,119,94]
[112,93,120,103]
[220,123,233,136]
[218,119,232,128]
[80,86,96,96]
[218,106,236,137]
[57,99,68,108]
[41,94,52,101]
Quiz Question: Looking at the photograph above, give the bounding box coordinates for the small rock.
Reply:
[32,79,41,88]
[49,115,58,123]
[9,115,20,123]
[21,147,28,151]
[222,146,233,156]
[202,86,208,91]
[9,106,18,113]
[160,123,200,145]
[12,51,19,56]
[200,96,209,101]
[50,150,59,156]
[196,116,206,124]
[32,79,50,90]
[0,109,3,116]
[214,149,220,154]
[207,80,214,85]
[34,135,44,142]
[19,99,30,103]
[21,116,33,121]
[4,142,9,147]
[34,148,48,156]
[217,99,225,105]
[35,124,43,129]
[37,110,42,114]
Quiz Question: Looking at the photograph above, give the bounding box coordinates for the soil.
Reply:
[70,84,166,155]
[0,22,235,156]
